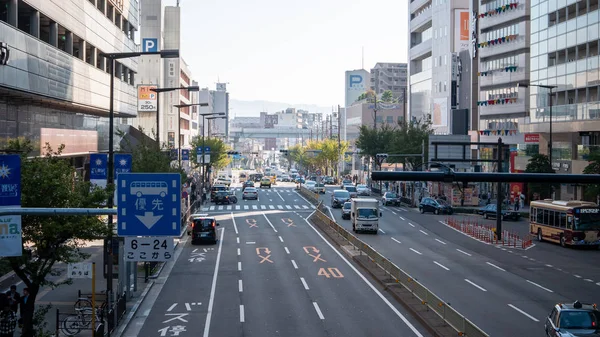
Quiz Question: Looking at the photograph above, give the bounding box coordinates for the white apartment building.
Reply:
[370,62,408,101]
[199,83,229,140]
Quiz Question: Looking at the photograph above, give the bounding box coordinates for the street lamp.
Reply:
[198,112,225,187]
[517,83,558,163]
[150,86,200,147]
[98,49,179,313]
[206,116,227,138]
[173,103,210,167]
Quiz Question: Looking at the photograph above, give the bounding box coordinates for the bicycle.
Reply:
[62,298,107,336]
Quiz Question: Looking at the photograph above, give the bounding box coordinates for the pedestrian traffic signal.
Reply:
[227,151,240,155]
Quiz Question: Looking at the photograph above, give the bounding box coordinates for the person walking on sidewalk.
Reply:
[18,289,33,337]
[5,286,19,314]
[0,302,17,337]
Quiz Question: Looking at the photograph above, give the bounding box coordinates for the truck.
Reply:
[351,198,381,234]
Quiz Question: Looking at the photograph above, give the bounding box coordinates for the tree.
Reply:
[583,152,600,200]
[355,124,397,167]
[3,139,110,336]
[355,89,376,103]
[189,136,231,171]
[525,154,555,199]
[381,90,395,103]
[388,119,433,170]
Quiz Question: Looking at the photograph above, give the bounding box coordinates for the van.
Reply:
[189,214,220,244]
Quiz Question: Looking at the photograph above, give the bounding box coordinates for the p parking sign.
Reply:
[142,38,158,52]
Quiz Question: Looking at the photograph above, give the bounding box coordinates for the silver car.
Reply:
[341,202,352,219]
[356,184,370,196]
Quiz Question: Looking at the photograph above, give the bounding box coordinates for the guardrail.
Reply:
[297,186,320,205]
[310,202,489,337]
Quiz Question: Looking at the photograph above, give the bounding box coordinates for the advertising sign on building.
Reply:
[0,154,22,257]
[524,133,540,143]
[432,98,448,127]
[470,11,478,59]
[345,70,370,108]
[454,10,470,53]
[216,83,227,92]
[137,85,158,112]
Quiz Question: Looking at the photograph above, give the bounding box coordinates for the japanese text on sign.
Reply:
[124,237,174,261]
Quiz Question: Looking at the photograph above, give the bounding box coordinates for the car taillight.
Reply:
[212,222,215,228]
[191,223,195,228]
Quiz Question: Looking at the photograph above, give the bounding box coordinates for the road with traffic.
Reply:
[121,182,431,337]
[318,186,600,337]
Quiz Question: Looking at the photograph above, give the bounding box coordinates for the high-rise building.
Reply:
[0,0,139,166]
[199,83,230,140]
[370,62,408,101]
[409,0,470,133]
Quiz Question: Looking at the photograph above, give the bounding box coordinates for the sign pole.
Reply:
[92,262,96,335]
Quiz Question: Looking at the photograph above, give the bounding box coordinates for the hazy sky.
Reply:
[164,0,408,107]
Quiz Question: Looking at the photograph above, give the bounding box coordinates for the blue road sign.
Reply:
[0,154,21,207]
[204,146,211,154]
[117,173,181,236]
[196,147,202,156]
[182,149,190,161]
[170,149,178,160]
[114,154,132,177]
[90,154,108,180]
[142,38,158,52]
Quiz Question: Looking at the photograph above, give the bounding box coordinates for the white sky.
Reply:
[166,0,408,107]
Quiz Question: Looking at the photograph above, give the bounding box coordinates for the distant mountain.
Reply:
[229,99,333,117]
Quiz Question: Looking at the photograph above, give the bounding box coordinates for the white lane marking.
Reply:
[433,261,449,271]
[545,264,553,268]
[202,226,226,337]
[238,280,243,293]
[327,206,335,220]
[465,279,487,292]
[596,282,600,286]
[167,303,177,312]
[574,274,582,278]
[235,205,240,210]
[408,222,415,227]
[227,205,232,210]
[313,302,325,320]
[240,305,245,323]
[486,262,506,272]
[584,279,593,282]
[284,247,290,254]
[409,248,422,255]
[262,213,278,233]
[291,260,298,269]
[237,248,241,256]
[238,262,242,271]
[246,242,256,244]
[236,237,239,244]
[435,239,446,245]
[456,249,472,256]
[269,199,273,202]
[379,228,386,234]
[419,230,429,236]
[400,216,405,220]
[185,302,192,311]
[391,237,402,244]
[300,277,310,290]
[508,304,540,322]
[391,210,397,215]
[209,206,215,210]
[277,191,285,201]
[231,212,239,234]
[278,236,284,242]
[526,280,553,293]
[193,248,198,253]
[301,218,424,337]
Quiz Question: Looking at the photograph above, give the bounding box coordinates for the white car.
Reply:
[303,180,317,192]
[356,184,370,196]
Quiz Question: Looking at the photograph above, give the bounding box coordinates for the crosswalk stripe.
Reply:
[260,205,266,210]
[252,205,258,210]
[294,205,300,209]
[235,205,241,210]
[209,206,215,210]
[286,205,292,209]
[302,205,309,209]
[277,205,283,209]
[218,206,224,210]
[244,205,249,210]
[227,205,232,210]
[311,205,316,209]
[269,205,275,209]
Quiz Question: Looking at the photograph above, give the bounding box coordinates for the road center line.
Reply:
[239,305,245,323]
[486,262,506,272]
[202,226,226,337]
[508,304,539,322]
[284,247,290,254]
[433,261,450,271]
[278,236,284,242]
[262,213,278,233]
[236,237,239,244]
[379,228,386,234]
[409,248,422,255]
[456,249,472,256]
[465,279,487,292]
[237,248,240,256]
[276,191,285,201]
[435,239,446,245]
[231,212,238,234]
[526,280,554,293]
[400,216,405,220]
[419,230,429,236]
[408,222,415,227]
[237,262,242,271]
[300,277,310,290]
[391,237,402,244]
[312,302,325,320]
[291,260,298,269]
[238,280,243,292]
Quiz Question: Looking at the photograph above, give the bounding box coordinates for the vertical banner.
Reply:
[182,149,190,161]
[454,10,470,52]
[113,154,132,206]
[90,153,108,188]
[0,154,22,257]
[170,149,179,161]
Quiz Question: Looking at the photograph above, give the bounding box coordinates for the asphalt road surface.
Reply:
[123,182,431,337]
[318,186,600,337]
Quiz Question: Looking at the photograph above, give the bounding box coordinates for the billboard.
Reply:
[345,69,370,107]
[454,10,470,53]
[432,98,448,127]
[137,85,158,112]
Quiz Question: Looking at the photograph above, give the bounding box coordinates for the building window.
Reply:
[444,81,447,92]
[386,116,394,124]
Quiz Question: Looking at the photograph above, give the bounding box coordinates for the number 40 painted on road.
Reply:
[318,267,344,278]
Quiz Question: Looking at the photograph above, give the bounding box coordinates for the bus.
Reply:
[130,181,168,197]
[529,199,600,248]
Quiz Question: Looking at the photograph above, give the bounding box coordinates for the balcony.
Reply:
[478,34,529,59]
[479,97,527,117]
[410,8,432,33]
[410,39,432,60]
[478,3,529,31]
[410,0,431,13]
[410,68,432,84]
[479,67,527,88]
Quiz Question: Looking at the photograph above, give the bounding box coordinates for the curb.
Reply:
[113,280,155,337]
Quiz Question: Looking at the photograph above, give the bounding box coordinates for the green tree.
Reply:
[388,119,433,170]
[355,124,396,167]
[583,152,600,200]
[189,136,231,170]
[3,139,110,336]
[355,89,377,103]
[525,154,555,199]
[380,90,395,103]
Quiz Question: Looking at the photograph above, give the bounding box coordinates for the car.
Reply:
[295,177,305,184]
[345,186,358,198]
[382,192,400,206]
[341,202,352,219]
[478,204,519,221]
[189,214,220,244]
[210,185,228,201]
[304,180,317,192]
[419,197,453,215]
[356,184,370,196]
[314,183,326,194]
[340,179,353,189]
[281,175,291,182]
[260,177,272,188]
[323,176,335,185]
[242,187,259,200]
[544,301,600,336]
[331,189,351,208]
[242,180,255,191]
[214,191,232,204]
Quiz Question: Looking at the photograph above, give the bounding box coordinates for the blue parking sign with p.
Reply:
[142,38,158,52]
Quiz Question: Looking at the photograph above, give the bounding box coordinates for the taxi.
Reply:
[545,301,600,336]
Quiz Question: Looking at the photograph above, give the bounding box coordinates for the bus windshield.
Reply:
[574,212,600,230]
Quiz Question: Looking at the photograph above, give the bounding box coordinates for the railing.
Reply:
[309,202,489,337]
[528,101,600,123]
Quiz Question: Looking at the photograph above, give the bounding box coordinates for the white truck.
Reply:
[351,198,381,234]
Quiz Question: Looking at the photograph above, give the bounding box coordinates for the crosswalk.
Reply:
[200,204,317,211]
[230,188,299,193]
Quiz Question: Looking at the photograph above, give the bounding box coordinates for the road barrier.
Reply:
[298,186,320,205]
[311,203,489,337]
[445,217,534,249]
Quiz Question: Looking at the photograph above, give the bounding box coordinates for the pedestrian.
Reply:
[19,288,34,337]
[0,301,17,337]
[5,286,19,314]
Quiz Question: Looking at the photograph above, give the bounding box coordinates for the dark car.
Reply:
[210,184,228,201]
[382,192,400,206]
[545,301,600,337]
[323,176,335,185]
[214,191,232,205]
[331,190,351,208]
[340,179,353,189]
[345,186,358,198]
[341,202,352,220]
[478,204,519,221]
[189,215,220,244]
[242,180,255,191]
[419,197,453,215]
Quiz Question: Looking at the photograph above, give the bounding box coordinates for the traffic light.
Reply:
[280,150,289,155]
[375,153,388,166]
[227,151,240,155]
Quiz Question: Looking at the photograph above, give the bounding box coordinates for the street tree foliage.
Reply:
[355,118,433,170]
[525,154,556,199]
[189,136,231,170]
[380,90,395,103]
[3,138,110,335]
[582,152,600,200]
[288,138,349,176]
[355,89,376,103]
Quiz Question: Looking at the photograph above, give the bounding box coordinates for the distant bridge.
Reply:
[229,127,313,138]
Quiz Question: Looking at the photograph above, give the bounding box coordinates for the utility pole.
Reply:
[373,94,378,129]
[330,113,333,139]
[338,105,341,178]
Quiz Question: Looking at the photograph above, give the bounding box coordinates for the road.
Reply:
[123,182,431,337]
[318,186,600,337]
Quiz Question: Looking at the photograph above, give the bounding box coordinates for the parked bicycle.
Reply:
[61,296,107,336]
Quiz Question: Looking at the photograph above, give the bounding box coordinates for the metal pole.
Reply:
[549,87,553,164]
[496,137,503,239]
[373,95,377,129]
[202,114,206,191]
[338,105,341,178]
[156,92,160,148]
[178,106,181,168]
[106,56,115,337]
